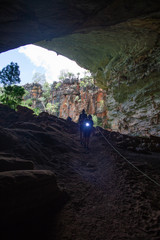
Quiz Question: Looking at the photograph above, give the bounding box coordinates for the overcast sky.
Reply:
[0,44,87,85]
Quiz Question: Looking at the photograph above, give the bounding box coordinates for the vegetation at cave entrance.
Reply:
[58,69,76,80]
[0,62,25,109]
[79,70,94,88]
[21,72,60,115]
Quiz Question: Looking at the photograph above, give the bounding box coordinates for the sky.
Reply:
[0,44,87,85]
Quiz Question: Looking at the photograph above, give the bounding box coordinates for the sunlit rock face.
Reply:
[23,81,108,127]
[24,83,43,108]
[52,79,107,126]
[1,0,160,136]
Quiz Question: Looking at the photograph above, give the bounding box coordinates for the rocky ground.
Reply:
[0,104,160,240]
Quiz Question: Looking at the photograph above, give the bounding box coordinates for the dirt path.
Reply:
[48,132,160,240]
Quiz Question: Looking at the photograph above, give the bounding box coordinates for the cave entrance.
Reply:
[0,44,87,85]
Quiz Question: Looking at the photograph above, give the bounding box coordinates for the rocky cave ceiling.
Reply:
[1,1,160,76]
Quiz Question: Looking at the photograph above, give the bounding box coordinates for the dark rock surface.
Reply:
[0,156,34,172]
[0,104,69,240]
[1,0,159,53]
[0,170,67,240]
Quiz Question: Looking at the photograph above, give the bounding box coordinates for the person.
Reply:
[67,116,72,122]
[83,114,93,149]
[78,109,87,144]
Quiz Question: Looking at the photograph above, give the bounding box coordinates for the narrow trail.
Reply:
[48,131,160,240]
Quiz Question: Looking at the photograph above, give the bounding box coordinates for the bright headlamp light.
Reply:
[85,122,90,127]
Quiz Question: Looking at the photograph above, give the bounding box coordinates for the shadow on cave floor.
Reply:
[41,130,160,240]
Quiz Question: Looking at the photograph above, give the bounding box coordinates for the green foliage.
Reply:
[92,115,98,126]
[68,72,75,79]
[99,100,105,111]
[45,103,55,114]
[0,87,3,95]
[24,90,30,98]
[0,62,20,86]
[33,107,41,115]
[79,72,94,88]
[55,82,62,89]
[104,122,111,129]
[58,69,75,81]
[74,95,81,102]
[53,102,59,113]
[100,100,104,107]
[0,62,25,110]
[58,69,68,80]
[42,82,51,102]
[92,115,104,128]
[97,117,103,127]
[0,85,25,109]
[45,102,59,114]
[22,98,33,107]
[35,81,52,111]
[77,72,80,79]
[45,102,59,115]
[79,78,94,88]
[21,80,60,116]
[74,95,79,102]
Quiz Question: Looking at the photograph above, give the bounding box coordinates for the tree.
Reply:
[58,69,68,81]
[0,62,20,86]
[38,81,51,111]
[45,103,58,114]
[68,72,75,79]
[0,62,25,109]
[0,85,25,109]
[77,72,80,79]
[58,69,75,81]
[32,72,46,85]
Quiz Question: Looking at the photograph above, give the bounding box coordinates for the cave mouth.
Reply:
[0,44,87,85]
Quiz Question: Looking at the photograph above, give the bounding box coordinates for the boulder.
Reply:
[0,170,67,239]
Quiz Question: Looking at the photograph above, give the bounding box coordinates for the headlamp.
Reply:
[85,122,90,127]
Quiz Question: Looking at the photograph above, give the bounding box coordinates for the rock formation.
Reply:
[0,0,160,136]
[24,77,160,136]
[0,104,68,240]
[23,79,108,127]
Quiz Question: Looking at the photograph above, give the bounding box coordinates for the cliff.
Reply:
[52,79,107,125]
[23,77,160,137]
[23,79,108,128]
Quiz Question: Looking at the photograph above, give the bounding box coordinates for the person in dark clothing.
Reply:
[78,109,87,144]
[67,116,72,122]
[83,114,93,149]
